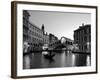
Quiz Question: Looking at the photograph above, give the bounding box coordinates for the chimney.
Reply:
[79,23,85,28]
[41,24,45,34]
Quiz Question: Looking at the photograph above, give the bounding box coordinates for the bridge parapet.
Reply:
[49,37,74,51]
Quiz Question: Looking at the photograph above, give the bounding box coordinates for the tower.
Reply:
[41,24,45,34]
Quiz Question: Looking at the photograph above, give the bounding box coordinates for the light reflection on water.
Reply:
[87,55,91,66]
[23,54,31,69]
[72,54,75,67]
[23,51,91,69]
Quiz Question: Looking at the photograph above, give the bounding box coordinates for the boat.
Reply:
[44,53,55,59]
[43,51,55,59]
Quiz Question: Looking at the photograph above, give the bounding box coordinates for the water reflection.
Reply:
[73,54,87,66]
[23,51,91,69]
[86,55,91,66]
[72,54,75,66]
[23,54,31,69]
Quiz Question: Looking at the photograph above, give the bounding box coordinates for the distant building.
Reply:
[74,24,91,53]
[49,33,59,49]
[49,33,58,43]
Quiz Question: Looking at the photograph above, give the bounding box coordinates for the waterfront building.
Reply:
[23,10,30,43]
[74,24,91,53]
[49,33,58,43]
[49,33,59,49]
[23,10,49,51]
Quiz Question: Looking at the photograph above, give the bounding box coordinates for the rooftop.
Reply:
[74,24,91,32]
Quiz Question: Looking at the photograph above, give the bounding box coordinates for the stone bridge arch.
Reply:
[49,36,73,50]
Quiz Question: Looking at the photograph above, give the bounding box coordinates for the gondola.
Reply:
[44,53,55,59]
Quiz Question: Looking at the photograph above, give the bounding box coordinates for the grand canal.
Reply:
[23,51,91,69]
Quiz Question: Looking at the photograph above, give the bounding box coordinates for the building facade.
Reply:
[49,33,59,49]
[23,10,30,43]
[49,33,58,43]
[23,10,49,51]
[74,24,91,53]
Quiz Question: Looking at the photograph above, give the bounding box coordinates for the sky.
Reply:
[28,10,91,40]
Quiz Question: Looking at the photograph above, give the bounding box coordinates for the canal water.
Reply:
[23,51,91,69]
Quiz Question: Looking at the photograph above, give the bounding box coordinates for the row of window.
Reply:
[75,35,91,44]
[23,17,44,35]
[79,45,90,52]
[23,31,49,44]
[28,30,45,39]
[24,35,49,44]
[49,41,60,47]
[66,41,73,45]
[28,22,43,34]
